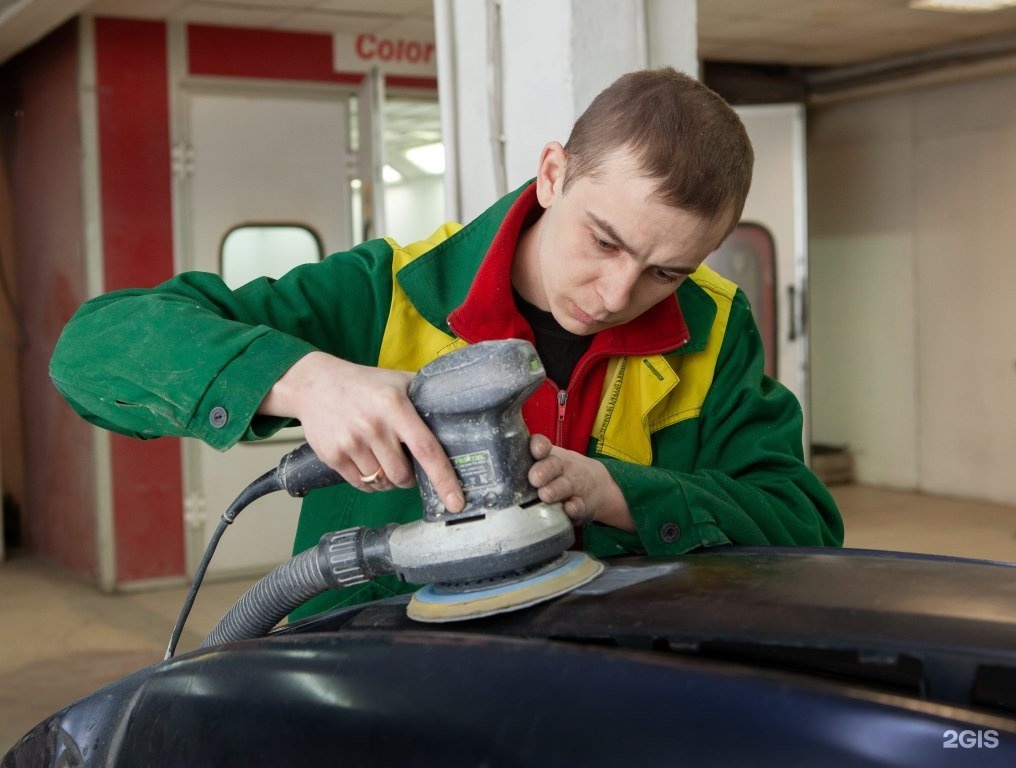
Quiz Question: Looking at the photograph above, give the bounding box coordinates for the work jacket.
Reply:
[51,182,843,618]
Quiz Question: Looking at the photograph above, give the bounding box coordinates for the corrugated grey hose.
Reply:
[200,527,381,648]
[200,549,330,648]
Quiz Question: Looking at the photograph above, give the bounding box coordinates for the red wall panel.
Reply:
[6,21,97,577]
[187,24,437,89]
[95,17,185,582]
[189,24,362,84]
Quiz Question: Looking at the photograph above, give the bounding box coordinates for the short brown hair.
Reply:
[563,67,753,234]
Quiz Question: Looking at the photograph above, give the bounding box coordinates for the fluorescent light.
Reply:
[405,143,446,175]
[382,165,403,183]
[910,0,1016,12]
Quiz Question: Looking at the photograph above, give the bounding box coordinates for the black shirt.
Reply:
[513,288,593,389]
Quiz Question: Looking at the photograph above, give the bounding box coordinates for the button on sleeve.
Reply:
[659,522,682,543]
[209,406,228,429]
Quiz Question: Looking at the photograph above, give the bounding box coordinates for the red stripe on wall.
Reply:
[187,24,437,90]
[189,24,363,84]
[8,21,98,579]
[95,17,185,582]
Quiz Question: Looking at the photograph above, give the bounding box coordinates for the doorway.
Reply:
[183,85,352,577]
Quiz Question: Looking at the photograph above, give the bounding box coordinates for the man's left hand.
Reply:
[528,435,635,532]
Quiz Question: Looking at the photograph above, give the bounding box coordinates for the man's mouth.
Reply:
[570,302,603,327]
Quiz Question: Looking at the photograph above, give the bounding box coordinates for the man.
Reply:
[51,68,842,618]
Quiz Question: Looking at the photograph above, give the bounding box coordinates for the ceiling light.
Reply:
[405,143,446,175]
[910,0,1016,12]
[383,165,403,184]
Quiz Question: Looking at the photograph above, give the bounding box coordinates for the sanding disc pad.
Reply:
[407,551,605,623]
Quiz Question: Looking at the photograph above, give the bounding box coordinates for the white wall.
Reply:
[809,70,1016,505]
[434,0,696,222]
[385,176,446,243]
[737,105,809,412]
[500,0,652,191]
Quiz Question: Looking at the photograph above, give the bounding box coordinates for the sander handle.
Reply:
[277,442,346,497]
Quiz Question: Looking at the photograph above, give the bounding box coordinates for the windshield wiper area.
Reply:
[673,641,926,696]
[973,665,1016,715]
[548,633,1016,719]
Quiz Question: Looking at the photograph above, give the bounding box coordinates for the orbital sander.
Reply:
[174,340,603,654]
[317,338,604,623]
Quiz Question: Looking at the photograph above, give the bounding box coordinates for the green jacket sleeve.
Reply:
[49,239,396,450]
[585,292,843,557]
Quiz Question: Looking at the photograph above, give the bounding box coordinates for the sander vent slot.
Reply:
[444,514,487,526]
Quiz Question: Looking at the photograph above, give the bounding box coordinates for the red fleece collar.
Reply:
[446,183,690,357]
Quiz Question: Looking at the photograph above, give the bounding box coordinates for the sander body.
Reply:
[319,339,603,622]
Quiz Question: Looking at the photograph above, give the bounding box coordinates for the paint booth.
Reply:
[0,16,447,586]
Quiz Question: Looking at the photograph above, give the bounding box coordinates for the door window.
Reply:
[220,224,323,290]
[707,223,778,378]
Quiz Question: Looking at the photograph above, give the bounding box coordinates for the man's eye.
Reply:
[591,234,615,251]
[652,268,681,283]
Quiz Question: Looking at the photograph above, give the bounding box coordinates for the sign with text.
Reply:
[334,30,437,78]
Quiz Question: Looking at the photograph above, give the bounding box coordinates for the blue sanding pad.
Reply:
[407,551,605,623]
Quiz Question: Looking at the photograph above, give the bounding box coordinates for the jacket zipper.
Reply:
[552,352,598,447]
[555,389,568,445]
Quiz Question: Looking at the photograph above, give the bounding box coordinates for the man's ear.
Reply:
[535,142,567,208]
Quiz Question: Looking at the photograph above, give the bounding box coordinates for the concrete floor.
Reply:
[2,484,1015,754]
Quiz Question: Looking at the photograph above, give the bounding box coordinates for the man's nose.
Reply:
[599,260,640,314]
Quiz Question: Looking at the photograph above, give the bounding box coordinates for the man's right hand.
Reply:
[258,351,465,512]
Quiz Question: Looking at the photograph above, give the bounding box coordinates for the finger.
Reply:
[358,466,384,483]
[320,451,382,493]
[536,475,574,505]
[349,453,388,493]
[398,411,465,513]
[371,439,417,490]
[530,434,553,460]
[529,455,563,489]
[563,498,595,526]
[361,466,397,492]
[335,436,392,492]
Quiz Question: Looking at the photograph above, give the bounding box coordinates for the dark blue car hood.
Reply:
[6,548,1016,767]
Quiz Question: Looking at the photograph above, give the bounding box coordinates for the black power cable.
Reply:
[164,443,344,660]
[164,468,280,660]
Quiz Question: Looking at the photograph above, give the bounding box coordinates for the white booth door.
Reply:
[185,89,351,578]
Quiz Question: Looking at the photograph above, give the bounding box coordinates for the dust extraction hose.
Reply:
[200,548,329,648]
[199,524,397,648]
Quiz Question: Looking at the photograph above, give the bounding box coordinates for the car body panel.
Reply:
[5,548,1016,767]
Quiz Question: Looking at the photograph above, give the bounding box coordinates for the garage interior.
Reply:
[3,0,1016,755]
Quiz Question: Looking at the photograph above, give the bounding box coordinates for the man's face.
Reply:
[514,144,731,336]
